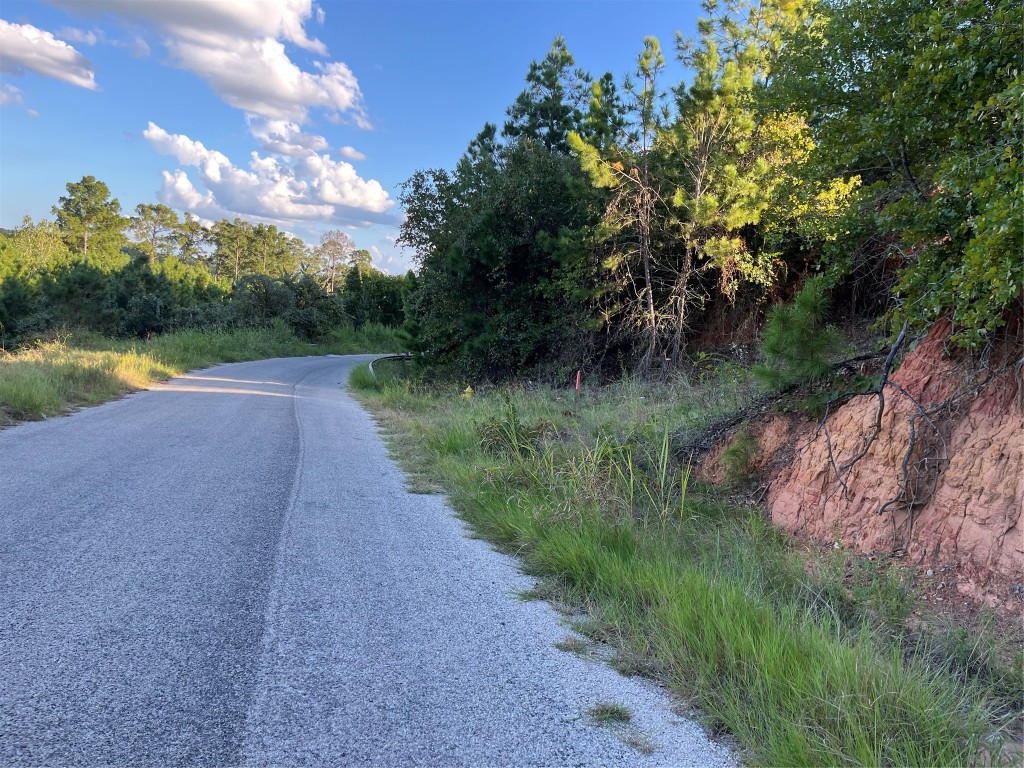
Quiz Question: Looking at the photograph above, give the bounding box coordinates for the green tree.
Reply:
[572,7,808,368]
[250,223,302,276]
[571,36,671,369]
[130,203,180,262]
[503,36,591,152]
[52,176,128,261]
[175,213,212,265]
[342,263,406,328]
[753,275,842,389]
[349,248,373,270]
[400,38,612,378]
[769,0,1023,346]
[0,217,72,280]
[666,0,811,325]
[211,218,255,282]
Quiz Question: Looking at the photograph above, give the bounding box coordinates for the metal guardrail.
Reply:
[368,353,412,381]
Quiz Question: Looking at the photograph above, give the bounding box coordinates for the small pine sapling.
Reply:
[753,276,842,390]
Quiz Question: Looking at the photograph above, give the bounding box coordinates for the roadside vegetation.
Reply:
[353,358,1022,767]
[0,323,403,424]
[1,171,410,424]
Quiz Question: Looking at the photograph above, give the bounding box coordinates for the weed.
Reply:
[621,729,658,755]
[555,636,591,656]
[589,702,632,723]
[718,423,758,486]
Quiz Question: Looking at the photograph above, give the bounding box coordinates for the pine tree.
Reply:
[753,275,842,389]
[52,176,128,261]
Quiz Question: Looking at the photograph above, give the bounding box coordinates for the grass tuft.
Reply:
[555,636,591,656]
[589,702,633,723]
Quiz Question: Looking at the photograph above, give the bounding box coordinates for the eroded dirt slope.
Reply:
[709,319,1022,610]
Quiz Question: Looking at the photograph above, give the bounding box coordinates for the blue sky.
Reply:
[0,1,700,273]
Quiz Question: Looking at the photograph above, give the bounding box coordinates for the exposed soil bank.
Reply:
[709,319,1023,612]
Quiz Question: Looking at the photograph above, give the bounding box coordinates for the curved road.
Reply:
[0,355,731,767]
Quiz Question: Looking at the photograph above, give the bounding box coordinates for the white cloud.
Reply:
[50,0,368,125]
[0,83,24,105]
[167,37,367,123]
[293,151,391,211]
[144,122,393,226]
[369,239,415,275]
[158,169,218,214]
[50,0,326,52]
[339,146,366,161]
[56,27,99,46]
[0,20,98,90]
[247,116,329,155]
[56,26,150,57]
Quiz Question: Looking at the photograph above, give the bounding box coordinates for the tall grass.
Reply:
[351,363,1020,767]
[0,323,404,423]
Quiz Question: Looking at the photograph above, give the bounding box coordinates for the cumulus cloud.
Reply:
[51,0,327,53]
[0,20,98,90]
[339,146,366,161]
[247,116,329,156]
[50,0,368,125]
[0,83,24,105]
[144,122,393,226]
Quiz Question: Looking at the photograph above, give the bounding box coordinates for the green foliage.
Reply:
[343,263,406,329]
[52,175,128,262]
[568,5,821,369]
[130,203,180,262]
[399,0,1020,383]
[400,117,601,379]
[754,276,842,389]
[476,393,553,463]
[588,702,632,723]
[718,424,758,486]
[503,36,591,153]
[1,176,414,348]
[769,0,1023,347]
[210,218,303,282]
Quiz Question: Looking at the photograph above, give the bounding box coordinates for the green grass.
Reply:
[589,702,633,723]
[555,635,591,656]
[0,322,404,424]
[350,362,1021,767]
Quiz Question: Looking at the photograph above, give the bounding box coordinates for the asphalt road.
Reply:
[0,355,732,767]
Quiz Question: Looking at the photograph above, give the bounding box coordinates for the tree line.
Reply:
[0,176,412,346]
[399,0,1021,380]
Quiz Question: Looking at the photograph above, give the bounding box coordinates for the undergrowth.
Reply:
[0,322,403,423]
[351,359,1021,767]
